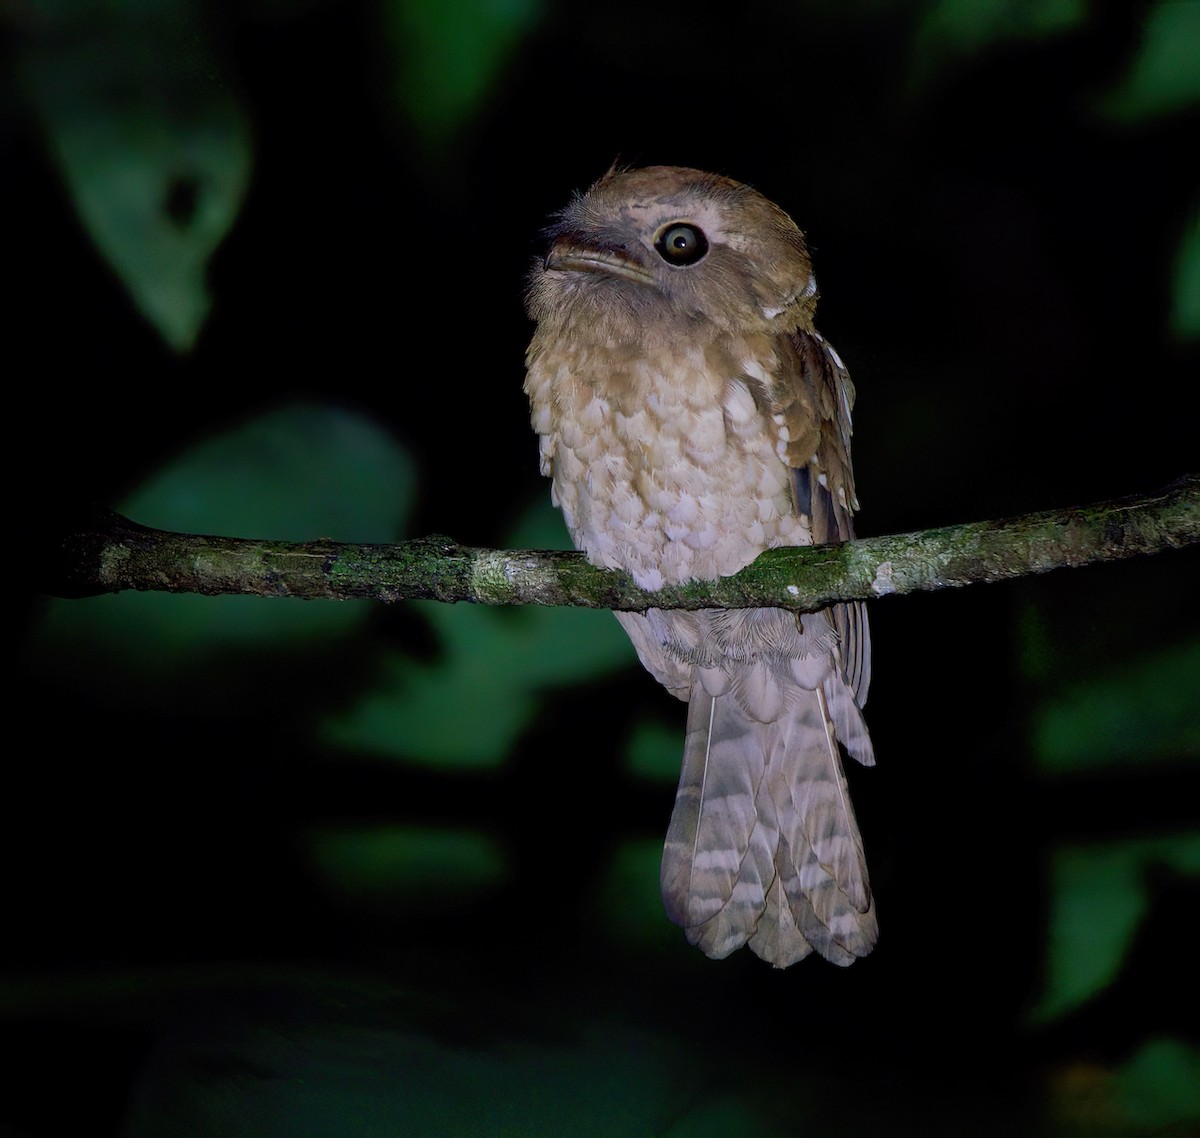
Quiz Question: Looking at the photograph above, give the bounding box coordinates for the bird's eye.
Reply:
[654,223,708,266]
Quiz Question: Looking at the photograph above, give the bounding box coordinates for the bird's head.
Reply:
[527,165,818,342]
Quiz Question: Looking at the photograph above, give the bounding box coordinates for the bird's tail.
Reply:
[661,680,877,967]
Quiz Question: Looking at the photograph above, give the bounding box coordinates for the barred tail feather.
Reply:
[661,689,775,958]
[662,681,876,967]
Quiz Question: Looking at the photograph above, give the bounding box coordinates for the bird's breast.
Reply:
[526,335,811,590]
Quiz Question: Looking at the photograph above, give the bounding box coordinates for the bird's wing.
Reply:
[770,329,871,706]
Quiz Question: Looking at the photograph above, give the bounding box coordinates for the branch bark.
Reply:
[42,474,1199,613]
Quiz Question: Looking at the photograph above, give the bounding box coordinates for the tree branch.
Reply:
[42,474,1199,613]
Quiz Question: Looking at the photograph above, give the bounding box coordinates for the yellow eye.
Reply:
[654,223,708,266]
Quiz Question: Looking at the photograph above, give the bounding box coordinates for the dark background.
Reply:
[5,1,1198,1134]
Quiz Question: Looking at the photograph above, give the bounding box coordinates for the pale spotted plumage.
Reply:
[524,165,876,966]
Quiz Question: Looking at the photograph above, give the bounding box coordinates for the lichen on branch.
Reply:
[42,475,1200,613]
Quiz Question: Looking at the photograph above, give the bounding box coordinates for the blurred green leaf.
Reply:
[1115,1036,1200,1130]
[1031,641,1200,773]
[321,498,634,768]
[1032,835,1200,1023]
[16,0,251,351]
[593,838,680,953]
[120,1017,760,1138]
[1091,2,1200,348]
[28,404,414,704]
[1171,208,1200,341]
[1096,0,1200,122]
[305,825,507,910]
[625,717,683,782]
[909,0,1086,88]
[383,0,543,146]
[123,403,414,542]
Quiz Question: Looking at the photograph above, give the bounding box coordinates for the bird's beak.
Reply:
[544,234,655,284]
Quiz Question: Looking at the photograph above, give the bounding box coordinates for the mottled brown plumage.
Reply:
[524,166,876,966]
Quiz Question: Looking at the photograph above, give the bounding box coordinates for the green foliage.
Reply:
[909,0,1087,86]
[125,403,416,542]
[320,501,634,768]
[1020,574,1199,1057]
[1097,0,1200,122]
[305,825,508,910]
[120,1018,773,1138]
[28,401,631,754]
[1172,208,1200,341]
[16,0,251,351]
[907,0,1200,349]
[16,0,1196,355]
[382,0,543,145]
[1032,641,1200,773]
[1115,1037,1200,1131]
[28,404,413,706]
[1097,1,1200,346]
[623,717,685,782]
[592,838,679,953]
[1032,834,1200,1022]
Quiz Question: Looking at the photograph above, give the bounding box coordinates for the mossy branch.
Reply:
[42,474,1199,613]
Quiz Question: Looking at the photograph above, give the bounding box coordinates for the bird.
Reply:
[523,165,876,967]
